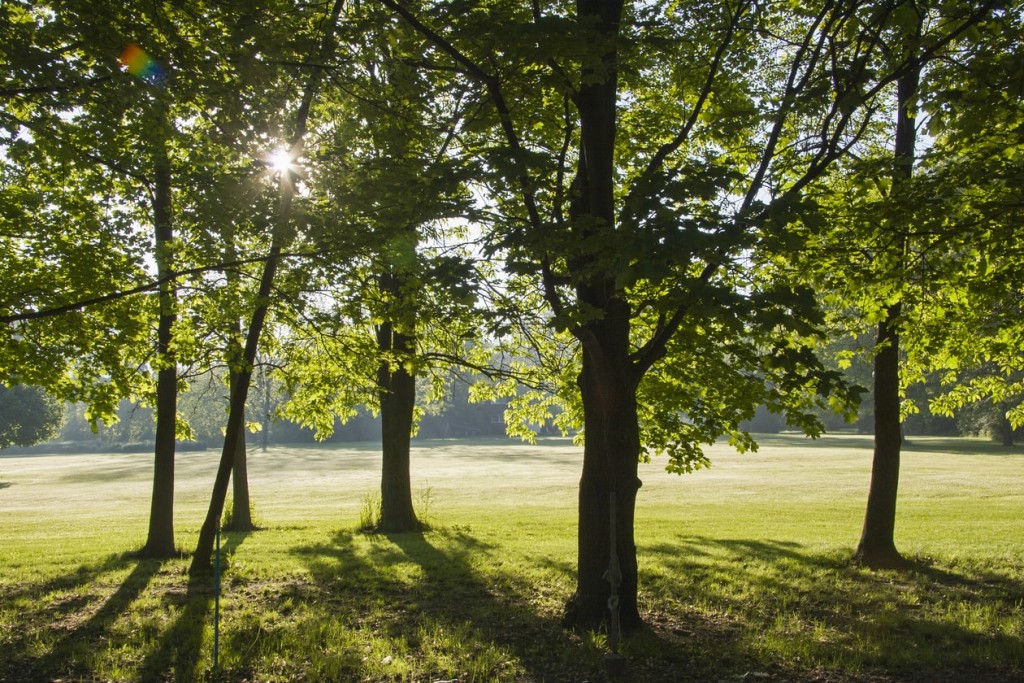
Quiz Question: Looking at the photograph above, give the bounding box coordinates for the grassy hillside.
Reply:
[1,434,1021,681]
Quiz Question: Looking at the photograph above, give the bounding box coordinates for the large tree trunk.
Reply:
[564,300,643,632]
[854,308,907,568]
[376,319,419,533]
[561,0,633,631]
[141,132,177,559]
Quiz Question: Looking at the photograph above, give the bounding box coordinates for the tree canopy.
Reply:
[2,0,1021,631]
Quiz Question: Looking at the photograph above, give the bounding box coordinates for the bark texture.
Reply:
[854,308,907,568]
[141,133,177,559]
[376,318,419,533]
[565,300,643,631]
[227,371,254,531]
[560,0,641,631]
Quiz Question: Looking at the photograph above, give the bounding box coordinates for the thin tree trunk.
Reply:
[141,128,177,559]
[261,364,271,452]
[227,370,254,531]
[853,44,921,570]
[190,248,282,572]
[189,0,343,573]
[854,307,907,568]
[224,228,254,532]
[376,319,419,532]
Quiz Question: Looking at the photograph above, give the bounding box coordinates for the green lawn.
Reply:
[1,434,1021,682]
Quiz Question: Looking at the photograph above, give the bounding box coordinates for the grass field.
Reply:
[0,434,1021,682]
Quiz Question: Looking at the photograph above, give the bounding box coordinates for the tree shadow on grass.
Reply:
[743,433,1024,458]
[1,552,162,682]
[901,438,1024,456]
[136,530,250,682]
[282,529,869,682]
[640,535,1024,681]
[135,569,214,682]
[384,530,778,683]
[272,527,617,682]
[0,551,139,605]
[752,433,874,451]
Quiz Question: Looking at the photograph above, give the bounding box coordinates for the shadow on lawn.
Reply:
[12,531,1003,683]
[0,532,253,683]
[748,433,1024,457]
[279,528,772,682]
[1,552,161,682]
[135,569,214,682]
[901,438,1024,456]
[0,551,137,606]
[282,527,599,681]
[642,536,1024,680]
[291,530,885,682]
[137,530,250,682]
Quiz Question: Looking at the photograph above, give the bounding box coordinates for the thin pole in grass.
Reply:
[214,517,221,669]
[605,492,626,677]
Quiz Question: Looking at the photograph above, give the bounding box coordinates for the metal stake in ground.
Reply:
[604,492,626,676]
[214,518,221,669]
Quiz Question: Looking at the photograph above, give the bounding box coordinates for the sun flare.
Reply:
[267,148,294,174]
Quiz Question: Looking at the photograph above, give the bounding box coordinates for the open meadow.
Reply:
[0,434,1021,682]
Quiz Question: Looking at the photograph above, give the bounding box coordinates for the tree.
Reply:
[189,0,346,573]
[853,57,921,569]
[0,384,63,448]
[3,0,329,555]
[373,0,997,629]
[2,1,188,557]
[796,2,1014,568]
[275,7,483,533]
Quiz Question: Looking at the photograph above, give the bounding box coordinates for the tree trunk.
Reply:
[261,364,271,451]
[561,0,633,631]
[854,309,907,568]
[854,57,920,570]
[227,370,254,532]
[141,131,177,559]
[190,247,278,572]
[376,319,420,533]
[564,300,643,632]
[996,406,1014,446]
[223,225,255,533]
[191,182,289,572]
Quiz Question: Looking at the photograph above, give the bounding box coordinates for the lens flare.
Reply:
[119,44,164,84]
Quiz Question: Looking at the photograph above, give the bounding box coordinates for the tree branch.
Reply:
[637,0,750,182]
[376,0,545,234]
[0,252,323,325]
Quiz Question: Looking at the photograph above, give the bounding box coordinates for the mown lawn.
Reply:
[0,434,1021,682]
